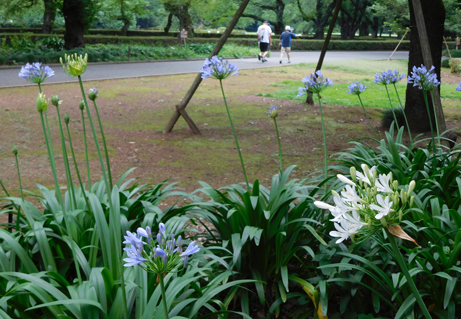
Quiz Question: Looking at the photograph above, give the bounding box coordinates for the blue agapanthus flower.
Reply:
[347,81,367,95]
[456,82,461,91]
[200,56,239,80]
[407,65,440,91]
[18,62,54,84]
[297,70,333,96]
[267,105,278,118]
[123,223,200,274]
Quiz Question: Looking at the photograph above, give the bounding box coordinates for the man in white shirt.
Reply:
[257,21,272,62]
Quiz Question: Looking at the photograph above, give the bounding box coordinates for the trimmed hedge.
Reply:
[1,33,418,51]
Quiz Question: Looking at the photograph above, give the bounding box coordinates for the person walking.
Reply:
[279,26,302,64]
[257,21,272,63]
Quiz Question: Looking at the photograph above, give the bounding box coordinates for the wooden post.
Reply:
[411,0,447,133]
[164,0,252,134]
[388,28,410,61]
[443,36,452,58]
[306,0,343,105]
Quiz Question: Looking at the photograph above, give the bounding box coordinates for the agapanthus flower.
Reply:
[314,165,415,244]
[347,81,367,95]
[18,62,54,84]
[36,93,49,112]
[88,88,98,101]
[456,82,461,91]
[123,223,200,274]
[407,65,440,91]
[297,70,333,96]
[60,53,88,77]
[200,56,239,80]
[267,105,278,118]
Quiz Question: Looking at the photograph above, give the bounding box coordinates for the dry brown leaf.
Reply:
[388,224,420,247]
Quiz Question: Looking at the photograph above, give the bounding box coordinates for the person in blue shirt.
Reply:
[279,26,302,64]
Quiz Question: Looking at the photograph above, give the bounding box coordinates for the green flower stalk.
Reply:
[60,53,88,77]
[422,90,436,150]
[37,93,82,285]
[0,178,18,230]
[314,165,431,319]
[267,105,283,172]
[346,82,377,139]
[374,71,400,129]
[430,92,441,146]
[79,100,91,188]
[64,112,89,208]
[52,95,78,210]
[392,83,413,146]
[200,56,249,189]
[88,88,113,190]
[13,146,24,231]
[297,70,333,180]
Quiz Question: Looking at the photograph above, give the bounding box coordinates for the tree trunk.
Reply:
[62,0,85,49]
[42,0,56,34]
[164,13,173,35]
[314,26,325,39]
[404,0,445,132]
[274,0,285,34]
[118,17,130,36]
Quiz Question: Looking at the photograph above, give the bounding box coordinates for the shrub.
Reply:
[449,58,461,73]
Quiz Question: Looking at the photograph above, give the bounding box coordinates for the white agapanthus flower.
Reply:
[315,165,415,244]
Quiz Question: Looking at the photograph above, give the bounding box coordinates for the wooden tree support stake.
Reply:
[443,36,452,59]
[163,0,252,134]
[388,28,410,61]
[306,0,343,105]
[411,0,447,133]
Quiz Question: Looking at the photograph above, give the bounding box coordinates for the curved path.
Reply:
[0,50,408,88]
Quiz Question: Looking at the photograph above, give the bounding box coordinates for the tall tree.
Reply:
[241,0,287,34]
[337,0,371,39]
[161,0,194,37]
[297,0,337,39]
[42,0,57,33]
[405,0,446,131]
[61,0,98,49]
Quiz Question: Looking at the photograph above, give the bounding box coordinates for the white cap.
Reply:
[285,25,291,30]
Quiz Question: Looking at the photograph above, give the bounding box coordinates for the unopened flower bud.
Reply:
[350,167,356,181]
[394,193,399,206]
[88,88,98,101]
[408,180,415,196]
[64,112,70,125]
[51,95,62,107]
[79,100,85,110]
[380,218,388,228]
[399,209,403,222]
[331,189,339,198]
[36,93,49,112]
[12,145,18,155]
[400,189,407,205]
[372,169,377,183]
[410,196,414,207]
[393,180,399,191]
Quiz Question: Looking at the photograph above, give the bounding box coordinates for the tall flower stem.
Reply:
[393,84,413,146]
[317,95,328,181]
[384,85,399,128]
[0,179,18,230]
[92,99,113,190]
[55,106,78,209]
[65,122,89,208]
[159,274,169,319]
[39,111,82,285]
[77,75,128,319]
[357,95,377,139]
[219,79,249,189]
[80,108,91,189]
[422,90,436,150]
[40,112,63,206]
[386,230,432,319]
[13,151,24,230]
[273,118,283,172]
[430,92,441,145]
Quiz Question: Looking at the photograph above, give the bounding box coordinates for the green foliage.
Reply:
[449,58,461,74]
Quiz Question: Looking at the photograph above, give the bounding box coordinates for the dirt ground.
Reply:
[1,64,460,224]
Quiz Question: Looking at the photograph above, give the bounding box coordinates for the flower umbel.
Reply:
[88,88,98,101]
[267,105,278,118]
[374,70,405,86]
[407,65,440,91]
[347,81,367,95]
[36,93,49,112]
[200,56,239,80]
[123,223,200,275]
[297,70,333,96]
[18,62,54,84]
[456,82,461,91]
[314,165,415,244]
[60,53,88,77]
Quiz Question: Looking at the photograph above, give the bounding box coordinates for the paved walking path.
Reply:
[0,51,408,88]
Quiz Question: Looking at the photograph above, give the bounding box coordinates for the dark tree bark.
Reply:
[62,0,86,49]
[42,0,56,34]
[298,0,336,39]
[404,0,445,132]
[242,0,286,34]
[164,13,173,35]
[370,16,380,38]
[118,0,130,36]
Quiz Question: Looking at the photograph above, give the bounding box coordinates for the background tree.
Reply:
[61,0,98,49]
[296,0,337,39]
[337,0,372,40]
[405,0,445,131]
[241,0,287,34]
[371,0,409,36]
